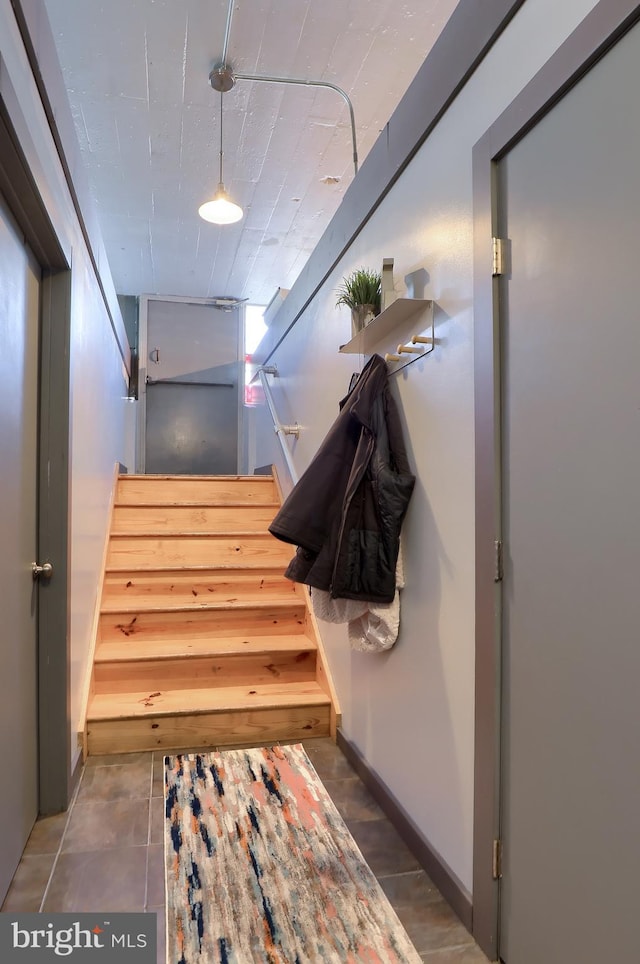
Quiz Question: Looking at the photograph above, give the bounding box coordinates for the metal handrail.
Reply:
[258,369,299,484]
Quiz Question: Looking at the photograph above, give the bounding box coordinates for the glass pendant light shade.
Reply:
[199,89,243,225]
[199,183,243,224]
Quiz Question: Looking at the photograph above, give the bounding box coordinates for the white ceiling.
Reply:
[43,0,459,306]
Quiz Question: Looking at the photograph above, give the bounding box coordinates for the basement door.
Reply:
[497,18,640,964]
[0,194,40,901]
[142,299,242,474]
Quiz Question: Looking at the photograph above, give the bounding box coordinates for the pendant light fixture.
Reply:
[198,90,243,225]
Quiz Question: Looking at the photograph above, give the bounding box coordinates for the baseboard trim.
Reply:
[336,730,473,932]
[70,746,84,798]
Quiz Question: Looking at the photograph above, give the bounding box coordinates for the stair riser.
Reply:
[106,535,292,569]
[116,477,277,505]
[87,705,331,755]
[112,505,278,534]
[99,606,306,644]
[101,571,300,610]
[96,633,315,663]
[93,651,317,693]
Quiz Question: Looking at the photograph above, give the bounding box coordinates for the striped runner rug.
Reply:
[164,743,421,963]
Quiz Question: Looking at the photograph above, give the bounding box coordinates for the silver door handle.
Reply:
[32,562,53,580]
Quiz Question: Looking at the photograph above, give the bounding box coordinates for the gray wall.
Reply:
[251,0,600,892]
[1,0,135,772]
[5,0,606,891]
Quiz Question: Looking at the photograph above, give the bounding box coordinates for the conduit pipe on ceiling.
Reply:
[221,0,235,67]
[209,65,359,175]
[233,72,359,175]
[213,0,359,176]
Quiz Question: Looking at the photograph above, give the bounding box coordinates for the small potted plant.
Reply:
[335,268,382,336]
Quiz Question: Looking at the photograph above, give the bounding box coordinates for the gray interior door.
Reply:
[0,194,40,901]
[144,299,241,474]
[499,21,640,964]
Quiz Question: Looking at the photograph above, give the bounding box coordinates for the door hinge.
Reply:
[494,540,503,582]
[492,839,503,880]
[492,237,507,276]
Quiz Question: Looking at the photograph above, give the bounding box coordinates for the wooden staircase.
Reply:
[84,472,340,756]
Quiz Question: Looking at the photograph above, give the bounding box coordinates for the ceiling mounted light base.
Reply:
[209,64,236,93]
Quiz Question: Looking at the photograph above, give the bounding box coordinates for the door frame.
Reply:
[137,294,245,474]
[0,65,72,814]
[471,0,640,956]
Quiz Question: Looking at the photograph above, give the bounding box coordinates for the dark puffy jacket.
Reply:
[268,354,415,603]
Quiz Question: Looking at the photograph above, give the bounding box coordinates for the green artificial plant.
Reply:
[335,268,382,314]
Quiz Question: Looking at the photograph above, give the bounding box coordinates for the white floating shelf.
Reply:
[339,298,433,355]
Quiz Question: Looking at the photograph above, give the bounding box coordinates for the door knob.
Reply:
[32,562,53,580]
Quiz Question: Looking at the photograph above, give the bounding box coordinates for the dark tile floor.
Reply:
[2,738,491,963]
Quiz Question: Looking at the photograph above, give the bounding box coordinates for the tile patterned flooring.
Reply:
[2,739,491,963]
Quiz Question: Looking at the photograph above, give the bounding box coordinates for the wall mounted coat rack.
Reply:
[339,296,435,375]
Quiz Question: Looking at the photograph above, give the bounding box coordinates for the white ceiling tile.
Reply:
[43,0,460,302]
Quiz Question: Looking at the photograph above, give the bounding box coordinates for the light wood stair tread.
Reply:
[100,598,299,614]
[114,501,279,507]
[102,568,293,578]
[109,531,280,538]
[119,474,275,481]
[109,533,278,540]
[104,563,288,573]
[101,595,302,614]
[107,555,291,571]
[95,633,317,662]
[87,680,331,721]
[113,504,277,513]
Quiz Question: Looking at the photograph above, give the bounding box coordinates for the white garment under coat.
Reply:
[311,548,405,653]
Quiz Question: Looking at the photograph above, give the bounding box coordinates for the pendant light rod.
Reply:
[218,89,224,186]
[198,81,243,224]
